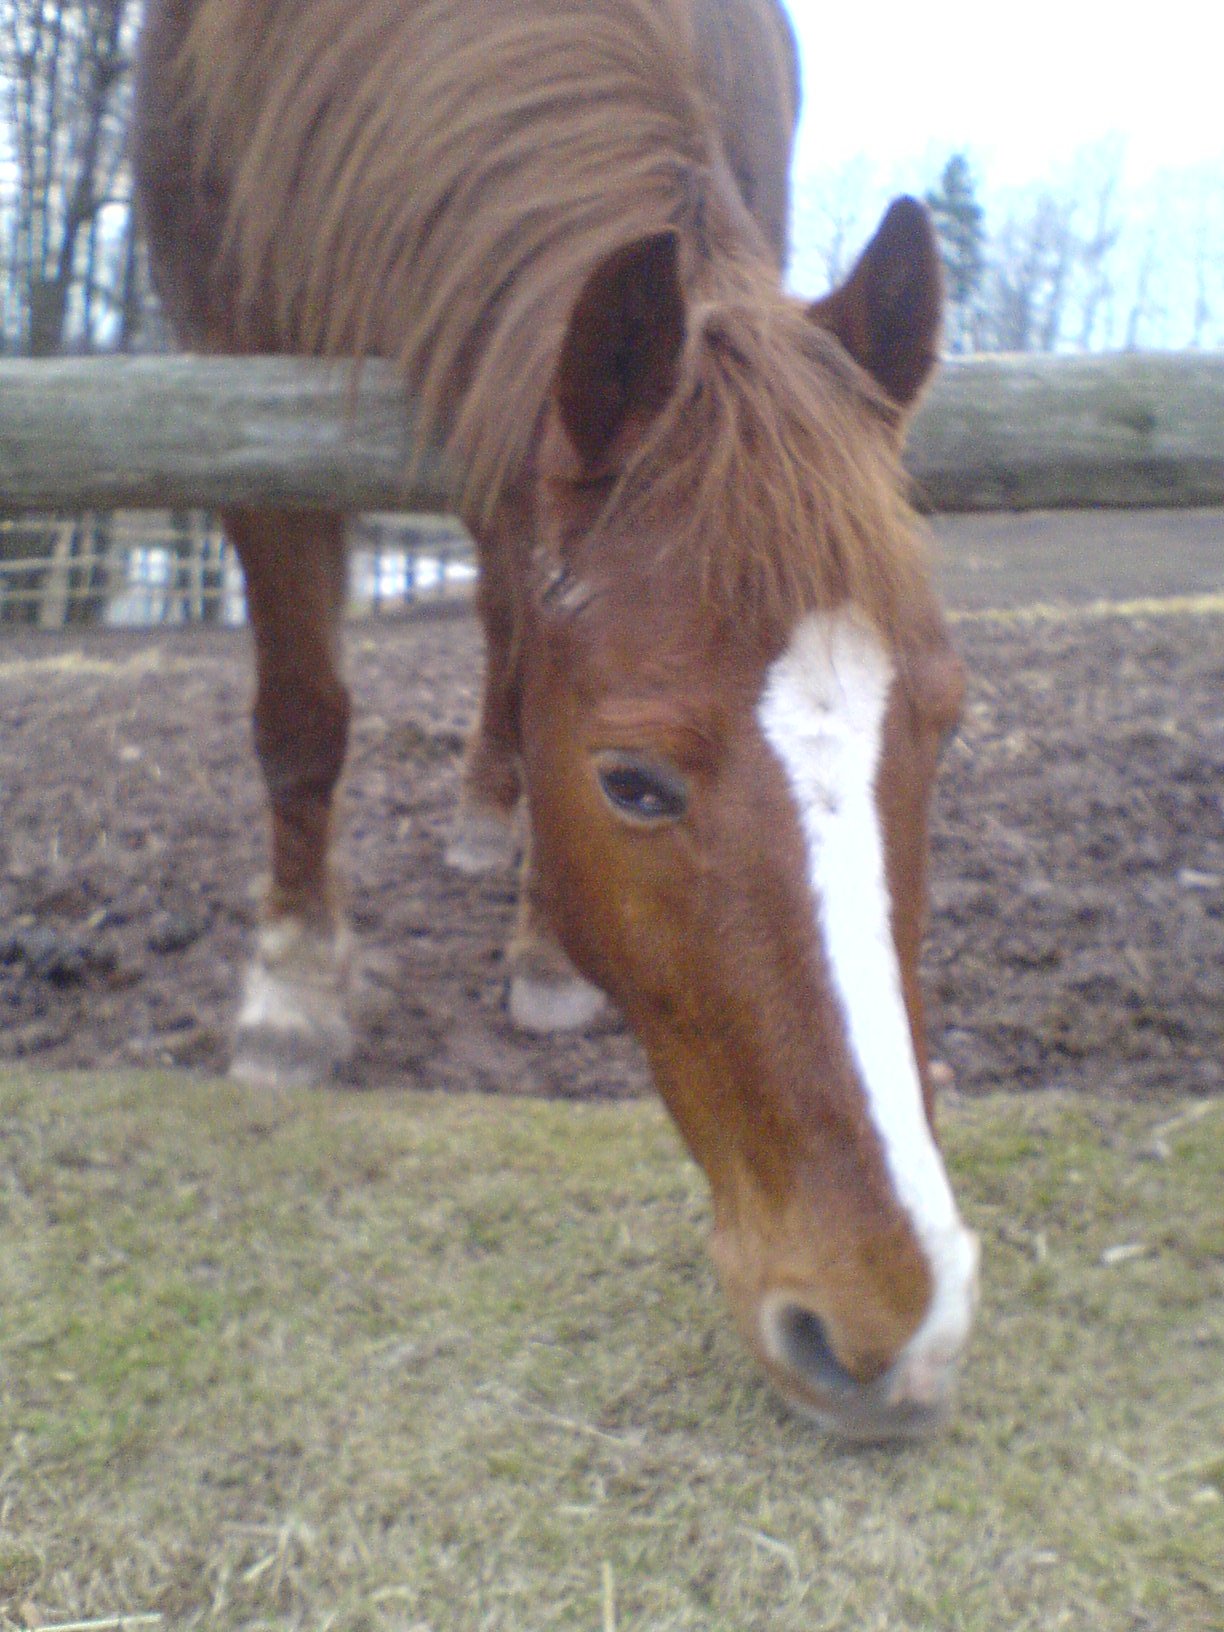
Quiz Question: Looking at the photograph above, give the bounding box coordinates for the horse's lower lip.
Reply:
[759,1297,961,1439]
[789,1383,954,1443]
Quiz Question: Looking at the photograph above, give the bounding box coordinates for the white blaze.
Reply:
[757,608,977,1390]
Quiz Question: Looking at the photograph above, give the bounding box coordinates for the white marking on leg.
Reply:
[508,970,608,1033]
[444,803,521,876]
[232,917,355,1087]
[757,608,978,1390]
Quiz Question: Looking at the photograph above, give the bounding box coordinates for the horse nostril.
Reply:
[770,1303,862,1395]
[758,1296,960,1438]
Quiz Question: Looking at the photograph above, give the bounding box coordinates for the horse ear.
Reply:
[554,231,686,471]
[808,196,943,414]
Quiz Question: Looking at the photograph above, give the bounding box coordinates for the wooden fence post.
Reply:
[2,353,1224,516]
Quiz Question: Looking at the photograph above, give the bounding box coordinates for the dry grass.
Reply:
[0,1070,1221,1631]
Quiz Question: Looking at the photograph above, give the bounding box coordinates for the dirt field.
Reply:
[1,511,1222,1102]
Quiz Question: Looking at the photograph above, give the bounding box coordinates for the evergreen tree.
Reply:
[925,155,985,352]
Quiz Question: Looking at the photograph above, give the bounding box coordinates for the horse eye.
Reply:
[596,755,688,823]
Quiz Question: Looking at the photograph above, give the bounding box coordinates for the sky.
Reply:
[784,0,1224,192]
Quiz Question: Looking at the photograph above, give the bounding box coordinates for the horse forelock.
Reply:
[577,288,930,647]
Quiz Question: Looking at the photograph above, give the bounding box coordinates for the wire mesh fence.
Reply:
[0,510,476,628]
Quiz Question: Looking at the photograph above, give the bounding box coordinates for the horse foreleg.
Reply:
[507,827,608,1033]
[225,508,354,1087]
[445,498,604,1028]
[444,504,525,876]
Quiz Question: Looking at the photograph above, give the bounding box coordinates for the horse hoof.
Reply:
[231,920,354,1088]
[444,804,519,875]
[508,969,608,1033]
[230,1013,354,1089]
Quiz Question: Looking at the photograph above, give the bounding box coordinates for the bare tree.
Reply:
[925,154,985,354]
[0,0,155,626]
[1124,227,1163,352]
[1201,213,1220,350]
[978,192,1078,352]
[1172,165,1223,351]
[1,0,142,356]
[1070,139,1125,352]
[790,157,878,291]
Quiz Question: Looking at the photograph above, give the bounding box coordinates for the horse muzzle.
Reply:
[755,1226,981,1441]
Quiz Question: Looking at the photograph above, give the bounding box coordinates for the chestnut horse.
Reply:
[133,0,978,1438]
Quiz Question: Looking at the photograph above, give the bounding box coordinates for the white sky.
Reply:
[786,0,1224,191]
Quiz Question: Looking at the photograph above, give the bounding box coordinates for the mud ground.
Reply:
[1,511,1222,1102]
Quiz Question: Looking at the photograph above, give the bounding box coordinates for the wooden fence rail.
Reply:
[3,352,1224,516]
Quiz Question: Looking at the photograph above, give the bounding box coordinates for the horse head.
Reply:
[519,199,978,1440]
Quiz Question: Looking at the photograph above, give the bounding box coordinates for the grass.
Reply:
[0,1071,1221,1632]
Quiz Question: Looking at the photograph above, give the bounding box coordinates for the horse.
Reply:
[133,0,978,1440]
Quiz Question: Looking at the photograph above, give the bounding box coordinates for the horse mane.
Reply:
[178,0,921,637]
[180,0,739,493]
